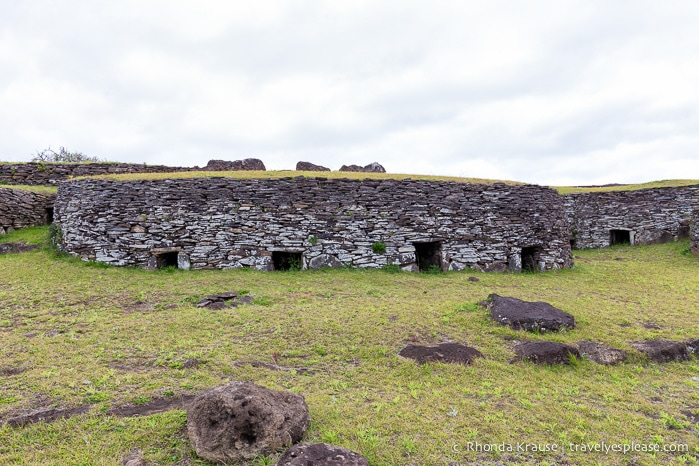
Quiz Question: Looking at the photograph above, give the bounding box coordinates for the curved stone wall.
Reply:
[55,177,574,272]
[564,186,699,249]
[0,187,55,234]
[692,213,699,255]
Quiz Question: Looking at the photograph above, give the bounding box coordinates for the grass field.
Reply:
[1,226,698,465]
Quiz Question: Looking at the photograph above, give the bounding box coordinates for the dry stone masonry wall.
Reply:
[0,159,265,186]
[692,213,699,255]
[564,186,699,249]
[55,177,574,272]
[0,187,56,234]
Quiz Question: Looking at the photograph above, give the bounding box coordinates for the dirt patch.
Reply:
[2,405,90,427]
[641,322,662,330]
[398,343,483,365]
[107,395,196,417]
[683,409,699,424]
[233,360,314,374]
[0,242,41,254]
[0,366,26,376]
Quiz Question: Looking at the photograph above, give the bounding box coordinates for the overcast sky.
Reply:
[2,1,698,185]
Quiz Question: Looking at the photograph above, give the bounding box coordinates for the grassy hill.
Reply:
[0,226,697,465]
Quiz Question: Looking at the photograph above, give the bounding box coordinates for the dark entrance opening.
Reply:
[155,252,179,269]
[678,223,690,239]
[610,229,631,246]
[44,207,54,224]
[413,241,442,272]
[272,251,302,271]
[521,246,540,272]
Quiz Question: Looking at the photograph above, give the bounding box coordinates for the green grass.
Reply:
[555,179,699,194]
[0,184,58,195]
[0,226,698,465]
[0,225,49,245]
[86,169,523,186]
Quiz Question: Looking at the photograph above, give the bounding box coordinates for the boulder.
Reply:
[204,158,266,171]
[687,339,699,355]
[398,342,483,365]
[276,443,369,466]
[187,381,310,463]
[512,341,581,365]
[338,162,386,173]
[488,294,575,332]
[577,341,626,365]
[630,339,689,363]
[308,254,343,270]
[296,161,330,172]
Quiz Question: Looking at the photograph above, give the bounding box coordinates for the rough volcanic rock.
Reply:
[296,161,330,172]
[488,294,575,332]
[398,342,483,365]
[196,292,252,309]
[122,450,147,466]
[308,254,343,269]
[277,443,369,466]
[338,162,386,173]
[186,381,310,463]
[577,341,626,365]
[0,242,41,254]
[512,341,581,365]
[204,158,266,171]
[630,339,689,363]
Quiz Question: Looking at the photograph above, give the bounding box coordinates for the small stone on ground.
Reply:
[276,443,369,466]
[512,341,581,365]
[398,343,483,365]
[577,341,627,365]
[488,294,575,332]
[630,339,689,363]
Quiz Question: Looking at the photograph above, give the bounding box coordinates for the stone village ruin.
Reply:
[1,161,698,270]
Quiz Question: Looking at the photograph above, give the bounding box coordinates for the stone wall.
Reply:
[0,187,56,234]
[564,186,699,249]
[0,159,265,186]
[55,177,574,272]
[692,213,699,255]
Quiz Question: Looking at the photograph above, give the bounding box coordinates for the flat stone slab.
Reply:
[577,341,627,365]
[196,292,252,309]
[276,443,369,466]
[512,341,581,365]
[488,294,575,332]
[398,343,483,365]
[630,339,689,363]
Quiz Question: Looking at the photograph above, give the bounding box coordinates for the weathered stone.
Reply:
[488,294,575,332]
[577,341,626,365]
[205,158,266,171]
[512,341,581,365]
[308,254,343,269]
[398,343,483,365]
[276,443,369,466]
[296,161,330,172]
[122,450,147,466]
[687,339,699,354]
[630,339,689,363]
[187,381,310,463]
[338,162,385,173]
